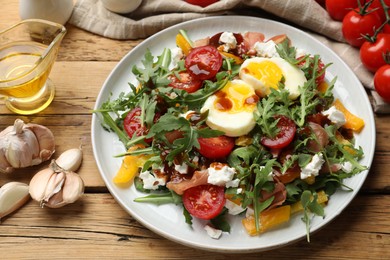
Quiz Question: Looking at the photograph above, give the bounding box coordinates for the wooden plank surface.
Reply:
[1,1,390,259]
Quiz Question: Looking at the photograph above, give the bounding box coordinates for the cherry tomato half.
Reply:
[168,72,202,93]
[325,0,363,21]
[360,34,390,73]
[185,0,218,7]
[342,8,382,47]
[123,107,159,143]
[261,115,296,149]
[182,184,226,220]
[185,45,223,81]
[297,56,326,85]
[374,64,390,103]
[198,135,235,159]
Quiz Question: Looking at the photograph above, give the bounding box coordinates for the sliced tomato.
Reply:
[261,115,296,149]
[182,184,226,220]
[297,56,326,85]
[198,135,235,159]
[185,45,223,80]
[168,72,202,93]
[123,107,159,143]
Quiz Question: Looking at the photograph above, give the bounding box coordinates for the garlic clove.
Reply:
[55,147,83,172]
[42,171,65,204]
[0,182,30,219]
[29,167,54,202]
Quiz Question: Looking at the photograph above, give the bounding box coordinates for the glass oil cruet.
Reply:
[0,19,66,114]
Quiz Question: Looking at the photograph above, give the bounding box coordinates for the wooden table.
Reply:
[1,1,389,259]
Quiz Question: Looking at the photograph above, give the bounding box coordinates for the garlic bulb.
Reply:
[0,119,55,174]
[29,160,84,208]
[55,147,83,172]
[0,182,30,219]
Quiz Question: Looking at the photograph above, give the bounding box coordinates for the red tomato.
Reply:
[185,45,223,81]
[374,64,390,102]
[168,72,202,93]
[384,24,390,34]
[371,0,390,22]
[261,115,297,149]
[185,0,218,7]
[182,184,226,220]
[123,107,158,143]
[342,8,382,47]
[297,56,326,85]
[198,135,235,159]
[325,0,363,21]
[360,34,390,73]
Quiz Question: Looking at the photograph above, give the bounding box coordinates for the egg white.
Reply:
[239,57,306,99]
[200,79,257,137]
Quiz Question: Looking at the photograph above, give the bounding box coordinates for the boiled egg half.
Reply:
[200,79,258,137]
[239,57,307,99]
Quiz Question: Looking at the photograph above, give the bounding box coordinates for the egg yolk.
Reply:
[214,81,258,113]
[243,60,283,90]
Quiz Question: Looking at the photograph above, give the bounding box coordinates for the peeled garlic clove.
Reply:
[0,182,30,219]
[55,148,83,172]
[29,167,54,202]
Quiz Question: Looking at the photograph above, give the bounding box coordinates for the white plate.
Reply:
[91,16,376,253]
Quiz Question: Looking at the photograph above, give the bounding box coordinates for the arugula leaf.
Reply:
[210,208,231,233]
[276,39,298,65]
[300,190,325,242]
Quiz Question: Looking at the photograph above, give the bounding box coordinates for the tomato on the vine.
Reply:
[185,45,223,80]
[374,64,390,102]
[261,115,296,149]
[182,184,226,220]
[325,0,363,21]
[342,8,382,47]
[371,0,390,22]
[185,0,218,7]
[168,72,202,93]
[198,135,235,159]
[360,33,390,73]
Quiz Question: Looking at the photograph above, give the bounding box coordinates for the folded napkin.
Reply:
[68,0,389,113]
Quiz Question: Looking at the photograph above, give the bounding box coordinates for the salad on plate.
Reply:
[95,29,367,240]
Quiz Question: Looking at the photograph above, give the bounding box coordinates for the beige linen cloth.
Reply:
[68,0,390,113]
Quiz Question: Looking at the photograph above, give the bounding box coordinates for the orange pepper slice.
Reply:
[242,205,291,236]
[176,33,192,56]
[113,145,152,187]
[333,99,365,132]
[219,51,243,65]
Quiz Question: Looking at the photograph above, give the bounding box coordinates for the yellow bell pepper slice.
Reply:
[176,33,192,56]
[290,190,328,215]
[113,145,152,187]
[333,99,365,132]
[242,205,291,236]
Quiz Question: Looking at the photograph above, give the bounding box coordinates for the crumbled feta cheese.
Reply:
[341,161,354,173]
[170,47,183,68]
[236,188,243,194]
[168,92,178,99]
[219,32,237,52]
[322,106,346,127]
[300,153,325,180]
[253,40,280,58]
[225,199,246,215]
[245,207,254,218]
[139,170,166,190]
[207,165,236,186]
[174,162,188,174]
[226,178,240,188]
[204,225,222,239]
